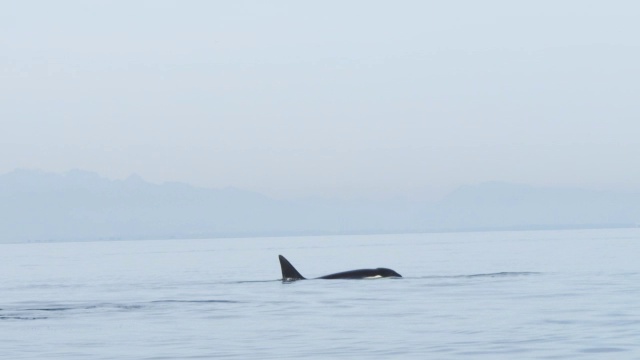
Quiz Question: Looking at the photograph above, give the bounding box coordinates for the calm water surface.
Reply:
[2,228,640,359]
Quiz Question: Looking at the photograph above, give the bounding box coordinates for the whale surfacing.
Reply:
[278,255,401,281]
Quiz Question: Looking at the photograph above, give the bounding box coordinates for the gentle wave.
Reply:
[0,299,241,321]
[413,271,542,279]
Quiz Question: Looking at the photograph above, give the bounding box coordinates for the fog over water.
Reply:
[2,169,639,243]
[3,1,640,201]
[4,4,640,358]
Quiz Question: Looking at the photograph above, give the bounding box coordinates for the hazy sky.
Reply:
[2,1,639,200]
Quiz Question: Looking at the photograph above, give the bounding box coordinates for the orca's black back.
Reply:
[318,268,402,279]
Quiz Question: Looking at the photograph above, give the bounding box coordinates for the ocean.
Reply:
[2,228,639,359]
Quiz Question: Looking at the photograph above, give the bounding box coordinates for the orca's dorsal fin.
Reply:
[279,255,306,280]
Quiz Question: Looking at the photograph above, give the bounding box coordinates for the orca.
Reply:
[278,255,402,281]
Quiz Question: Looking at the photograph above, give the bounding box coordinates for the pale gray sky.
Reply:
[2,1,639,200]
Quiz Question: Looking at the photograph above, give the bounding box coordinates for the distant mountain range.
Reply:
[1,169,639,243]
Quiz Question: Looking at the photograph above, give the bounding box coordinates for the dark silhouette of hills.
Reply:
[1,169,638,243]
